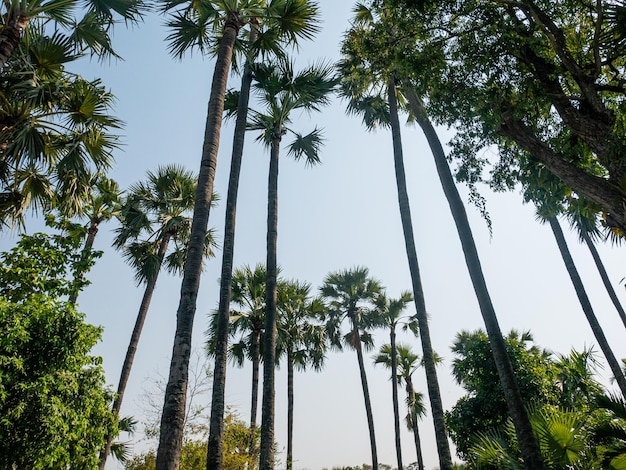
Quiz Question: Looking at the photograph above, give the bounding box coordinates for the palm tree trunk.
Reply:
[0,13,28,69]
[287,348,294,470]
[404,86,544,470]
[387,79,453,470]
[206,23,256,470]
[251,329,261,430]
[582,230,626,329]
[156,13,242,470]
[406,381,424,470]
[260,136,280,470]
[390,327,403,470]
[548,216,626,398]
[100,235,170,469]
[69,219,99,306]
[353,326,378,470]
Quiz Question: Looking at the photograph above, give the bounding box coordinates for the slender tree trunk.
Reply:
[548,216,626,397]
[156,14,241,470]
[69,219,100,306]
[582,231,626,330]
[390,327,403,470]
[0,13,28,69]
[353,325,378,470]
[251,329,261,430]
[206,23,256,469]
[406,380,424,470]
[259,136,280,470]
[404,87,544,470]
[286,349,294,470]
[100,235,170,469]
[388,79,453,470]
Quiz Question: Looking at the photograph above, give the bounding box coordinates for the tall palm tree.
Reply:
[248,59,335,470]
[404,86,544,470]
[544,214,626,398]
[339,12,454,469]
[155,2,265,466]
[320,266,384,470]
[276,279,326,470]
[374,343,428,470]
[373,292,413,470]
[207,2,321,467]
[99,165,217,469]
[564,204,626,330]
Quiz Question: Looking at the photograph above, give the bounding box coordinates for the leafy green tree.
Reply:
[248,58,335,470]
[320,266,385,470]
[100,165,217,468]
[276,279,326,470]
[0,230,114,469]
[445,330,559,462]
[126,413,260,470]
[392,0,626,232]
[593,392,626,468]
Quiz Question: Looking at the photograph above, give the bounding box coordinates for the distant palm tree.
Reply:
[374,343,428,470]
[276,279,326,470]
[68,174,121,306]
[321,266,384,470]
[248,59,335,470]
[99,165,217,469]
[373,292,414,470]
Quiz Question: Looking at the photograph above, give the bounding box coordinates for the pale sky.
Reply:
[3,2,626,469]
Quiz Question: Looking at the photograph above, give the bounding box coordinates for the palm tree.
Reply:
[0,28,122,228]
[99,165,217,469]
[248,59,335,470]
[207,2,321,467]
[373,292,413,470]
[0,0,144,68]
[374,343,428,470]
[320,266,384,470]
[155,2,265,465]
[339,12,454,469]
[543,214,626,398]
[67,174,121,305]
[276,279,326,470]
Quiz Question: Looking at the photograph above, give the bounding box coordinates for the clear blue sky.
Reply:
[3,2,626,469]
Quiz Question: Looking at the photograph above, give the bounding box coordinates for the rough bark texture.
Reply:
[388,80,453,470]
[155,14,240,470]
[405,86,545,470]
[353,325,378,470]
[582,231,626,330]
[0,13,28,69]
[259,136,280,470]
[100,235,170,470]
[548,216,626,398]
[250,329,261,431]
[390,328,403,470]
[206,29,255,469]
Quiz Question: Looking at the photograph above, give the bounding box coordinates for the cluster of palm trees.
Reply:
[206,263,430,470]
